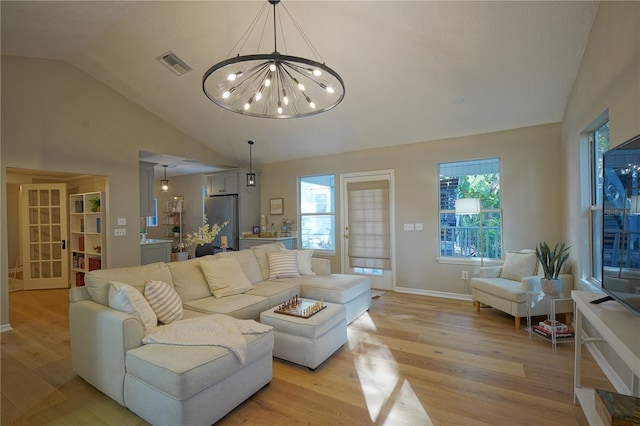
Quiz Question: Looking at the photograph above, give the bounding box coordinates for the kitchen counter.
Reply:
[239,236,297,250]
[140,239,172,264]
[140,238,173,245]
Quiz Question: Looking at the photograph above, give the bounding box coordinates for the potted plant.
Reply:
[183,215,229,257]
[535,241,570,296]
[89,197,100,212]
[172,225,181,237]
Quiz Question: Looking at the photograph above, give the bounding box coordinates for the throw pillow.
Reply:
[108,281,157,331]
[267,251,301,280]
[144,280,183,324]
[500,251,537,281]
[200,257,254,298]
[281,248,315,275]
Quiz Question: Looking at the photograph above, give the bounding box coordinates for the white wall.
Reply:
[0,56,231,327]
[260,122,565,295]
[561,2,640,393]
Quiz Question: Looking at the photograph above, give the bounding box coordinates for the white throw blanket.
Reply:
[142,315,272,364]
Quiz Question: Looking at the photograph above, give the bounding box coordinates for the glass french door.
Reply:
[19,184,69,289]
[340,170,395,291]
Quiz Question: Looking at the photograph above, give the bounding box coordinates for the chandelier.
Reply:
[202,0,345,119]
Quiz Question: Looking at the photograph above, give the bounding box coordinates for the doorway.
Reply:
[340,170,395,291]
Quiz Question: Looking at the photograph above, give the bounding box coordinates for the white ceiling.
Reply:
[2,1,599,171]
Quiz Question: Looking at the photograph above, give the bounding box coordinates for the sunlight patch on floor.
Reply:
[350,314,433,425]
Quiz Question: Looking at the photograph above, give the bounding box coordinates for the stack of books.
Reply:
[532,319,574,339]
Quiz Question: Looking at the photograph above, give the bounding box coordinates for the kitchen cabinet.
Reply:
[140,239,172,264]
[206,170,260,237]
[207,171,238,195]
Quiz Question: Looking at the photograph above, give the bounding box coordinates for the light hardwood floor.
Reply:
[2,289,612,425]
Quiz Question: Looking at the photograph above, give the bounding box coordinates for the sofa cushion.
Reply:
[108,281,158,331]
[215,249,263,284]
[200,257,254,298]
[267,251,300,280]
[470,277,528,303]
[144,280,183,324]
[183,294,269,320]
[280,274,371,304]
[251,242,286,280]
[167,257,211,303]
[125,331,274,401]
[86,262,173,306]
[245,281,301,307]
[500,251,537,281]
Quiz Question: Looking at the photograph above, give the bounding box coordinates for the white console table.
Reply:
[572,290,640,425]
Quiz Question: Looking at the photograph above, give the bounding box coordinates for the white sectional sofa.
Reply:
[69,243,370,425]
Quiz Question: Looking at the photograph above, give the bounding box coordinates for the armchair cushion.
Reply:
[500,250,537,281]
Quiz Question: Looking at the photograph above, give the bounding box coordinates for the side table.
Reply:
[527,291,574,351]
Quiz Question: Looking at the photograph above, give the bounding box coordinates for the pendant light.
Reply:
[202,0,345,119]
[161,165,170,192]
[247,141,256,187]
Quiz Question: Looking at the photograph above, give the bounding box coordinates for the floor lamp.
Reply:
[455,197,483,266]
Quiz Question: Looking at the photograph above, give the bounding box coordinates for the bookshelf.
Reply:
[69,192,105,286]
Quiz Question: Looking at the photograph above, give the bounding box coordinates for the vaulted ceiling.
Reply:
[1,1,599,168]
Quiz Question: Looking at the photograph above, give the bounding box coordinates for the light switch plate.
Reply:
[114,228,126,236]
[403,223,414,231]
[415,223,423,231]
[117,217,126,226]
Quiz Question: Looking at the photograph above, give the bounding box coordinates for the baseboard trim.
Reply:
[1,323,13,333]
[394,286,472,301]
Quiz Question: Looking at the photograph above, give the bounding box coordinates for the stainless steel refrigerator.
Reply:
[205,194,238,251]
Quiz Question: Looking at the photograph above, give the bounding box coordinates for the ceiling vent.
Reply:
[157,51,192,76]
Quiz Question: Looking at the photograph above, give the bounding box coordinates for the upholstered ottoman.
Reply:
[123,331,274,426]
[260,301,347,370]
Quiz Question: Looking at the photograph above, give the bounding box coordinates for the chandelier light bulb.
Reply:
[283,96,289,105]
[227,73,236,81]
[278,106,283,114]
[269,63,277,72]
[313,69,322,76]
[244,103,251,110]
[222,91,231,99]
[256,92,262,101]
[265,78,271,87]
[309,101,316,109]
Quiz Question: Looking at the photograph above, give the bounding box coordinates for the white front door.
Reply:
[340,170,395,291]
[19,183,69,290]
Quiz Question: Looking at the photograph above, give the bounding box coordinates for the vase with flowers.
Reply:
[183,215,229,257]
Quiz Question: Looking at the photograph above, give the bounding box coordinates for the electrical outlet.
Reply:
[462,271,469,280]
[117,217,126,225]
[403,223,414,231]
[114,228,126,236]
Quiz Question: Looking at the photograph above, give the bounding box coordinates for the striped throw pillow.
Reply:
[267,251,301,280]
[144,280,183,324]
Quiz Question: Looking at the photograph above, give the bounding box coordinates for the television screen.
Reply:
[601,132,640,316]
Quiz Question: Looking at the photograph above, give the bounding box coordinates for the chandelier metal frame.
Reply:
[202,0,345,119]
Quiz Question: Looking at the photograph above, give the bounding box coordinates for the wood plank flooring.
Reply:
[1,289,612,425]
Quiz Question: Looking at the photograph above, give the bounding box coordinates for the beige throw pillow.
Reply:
[144,280,183,324]
[267,251,301,280]
[200,257,254,298]
[500,251,538,281]
[108,281,157,331]
[281,248,315,276]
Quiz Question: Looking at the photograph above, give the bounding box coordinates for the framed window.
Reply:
[590,120,609,282]
[299,174,335,251]
[439,158,502,260]
[146,198,158,228]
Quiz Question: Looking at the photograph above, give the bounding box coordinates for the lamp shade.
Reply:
[455,198,480,215]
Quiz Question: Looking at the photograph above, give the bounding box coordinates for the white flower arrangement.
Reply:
[183,215,229,247]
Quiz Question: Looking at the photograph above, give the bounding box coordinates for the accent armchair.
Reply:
[470,249,573,329]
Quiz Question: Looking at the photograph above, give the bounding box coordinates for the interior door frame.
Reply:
[340,169,396,291]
